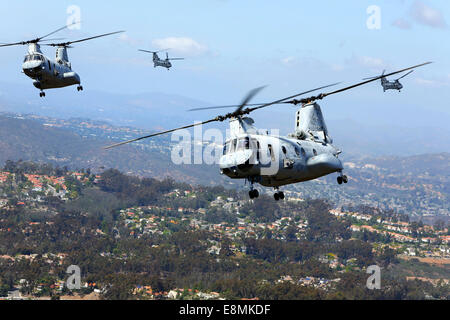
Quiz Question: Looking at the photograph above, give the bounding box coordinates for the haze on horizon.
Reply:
[0,0,448,150]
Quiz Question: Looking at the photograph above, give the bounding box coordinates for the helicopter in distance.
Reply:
[139,49,184,70]
[0,23,124,97]
[105,62,431,201]
[363,69,415,92]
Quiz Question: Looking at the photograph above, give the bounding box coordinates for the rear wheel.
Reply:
[274,193,280,201]
[337,176,343,185]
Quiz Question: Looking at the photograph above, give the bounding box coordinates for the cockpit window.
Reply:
[237,137,250,151]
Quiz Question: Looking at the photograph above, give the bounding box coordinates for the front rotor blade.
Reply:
[39,21,80,41]
[189,103,266,112]
[47,30,124,47]
[235,86,267,114]
[0,41,26,48]
[104,118,217,149]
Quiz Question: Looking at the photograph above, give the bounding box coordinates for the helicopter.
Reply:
[0,24,124,97]
[139,49,184,70]
[363,69,415,92]
[105,62,431,201]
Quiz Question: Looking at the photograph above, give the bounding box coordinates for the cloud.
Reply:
[415,76,450,88]
[410,1,447,29]
[281,56,296,66]
[392,18,412,29]
[350,55,388,70]
[117,33,142,46]
[152,37,208,57]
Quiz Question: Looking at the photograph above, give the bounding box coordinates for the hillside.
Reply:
[0,114,227,186]
[0,113,448,219]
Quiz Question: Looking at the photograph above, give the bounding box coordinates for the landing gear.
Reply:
[39,91,45,97]
[337,173,348,185]
[77,85,83,92]
[249,189,259,199]
[273,190,285,201]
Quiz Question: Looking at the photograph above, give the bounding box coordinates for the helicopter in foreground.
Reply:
[0,24,124,97]
[105,62,431,201]
[363,69,415,92]
[139,49,184,70]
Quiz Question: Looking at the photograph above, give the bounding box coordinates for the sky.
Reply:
[0,0,448,132]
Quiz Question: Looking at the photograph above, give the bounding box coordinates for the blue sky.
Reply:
[0,0,448,130]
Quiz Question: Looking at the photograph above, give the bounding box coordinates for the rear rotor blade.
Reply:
[247,82,342,112]
[284,62,432,105]
[188,82,341,112]
[396,70,414,81]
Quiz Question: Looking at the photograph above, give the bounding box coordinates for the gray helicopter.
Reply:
[0,24,124,97]
[105,62,431,201]
[363,69,415,92]
[139,49,184,70]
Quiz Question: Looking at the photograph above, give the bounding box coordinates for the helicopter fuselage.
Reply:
[219,132,342,188]
[380,77,403,91]
[22,52,81,90]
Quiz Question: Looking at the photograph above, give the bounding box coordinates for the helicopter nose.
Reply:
[22,61,43,76]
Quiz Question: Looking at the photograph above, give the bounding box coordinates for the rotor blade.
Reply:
[46,31,125,47]
[0,22,79,48]
[246,82,342,112]
[362,76,378,80]
[168,58,184,60]
[235,86,267,114]
[139,49,156,54]
[0,41,26,48]
[188,82,341,112]
[396,70,414,80]
[189,103,266,112]
[39,22,80,41]
[285,62,432,105]
[104,118,218,149]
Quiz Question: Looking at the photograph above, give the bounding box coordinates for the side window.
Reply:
[301,148,306,157]
[282,146,287,155]
[295,146,301,157]
[231,139,237,153]
[313,149,317,156]
[48,61,51,70]
[268,144,275,161]
[256,141,261,162]
[223,142,228,155]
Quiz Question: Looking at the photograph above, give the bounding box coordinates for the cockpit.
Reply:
[23,55,44,63]
[223,137,251,155]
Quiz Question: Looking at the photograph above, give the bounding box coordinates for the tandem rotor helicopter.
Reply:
[363,69,415,92]
[139,49,184,70]
[105,62,431,201]
[0,23,124,97]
